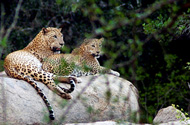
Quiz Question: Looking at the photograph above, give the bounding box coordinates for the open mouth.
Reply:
[92,54,100,58]
[52,47,61,53]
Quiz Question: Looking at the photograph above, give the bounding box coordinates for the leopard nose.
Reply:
[60,43,64,46]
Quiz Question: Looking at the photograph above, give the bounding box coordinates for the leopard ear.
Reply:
[84,38,88,42]
[58,28,62,32]
[42,28,49,34]
[83,38,90,45]
[99,38,104,42]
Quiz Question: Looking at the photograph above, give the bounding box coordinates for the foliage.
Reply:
[1,0,190,123]
[139,3,190,119]
[172,104,190,122]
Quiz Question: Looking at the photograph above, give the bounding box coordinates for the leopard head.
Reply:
[42,27,64,53]
[81,38,104,58]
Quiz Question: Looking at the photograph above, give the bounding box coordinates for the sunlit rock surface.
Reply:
[0,71,139,124]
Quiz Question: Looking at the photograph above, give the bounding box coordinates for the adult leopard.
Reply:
[4,27,79,120]
[42,38,120,77]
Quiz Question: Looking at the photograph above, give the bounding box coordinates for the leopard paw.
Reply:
[111,70,120,77]
[61,93,72,99]
[76,78,82,83]
[69,76,82,83]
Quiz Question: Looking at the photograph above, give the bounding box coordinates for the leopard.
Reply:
[42,38,120,77]
[3,27,79,120]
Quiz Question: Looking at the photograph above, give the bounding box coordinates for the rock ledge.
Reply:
[0,71,139,124]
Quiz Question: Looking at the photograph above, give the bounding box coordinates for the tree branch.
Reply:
[4,0,23,39]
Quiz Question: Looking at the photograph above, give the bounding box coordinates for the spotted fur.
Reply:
[4,27,78,120]
[42,38,120,77]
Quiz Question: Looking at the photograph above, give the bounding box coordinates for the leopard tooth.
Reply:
[54,51,60,54]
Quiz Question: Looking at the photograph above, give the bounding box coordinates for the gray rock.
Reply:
[66,121,148,125]
[66,120,190,125]
[0,71,139,124]
[159,120,190,125]
[153,106,187,124]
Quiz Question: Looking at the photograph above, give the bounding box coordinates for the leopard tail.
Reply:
[23,75,55,120]
[59,79,76,93]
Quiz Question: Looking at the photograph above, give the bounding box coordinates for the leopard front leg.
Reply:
[29,69,73,99]
[109,69,120,76]
[54,75,82,83]
[47,83,72,99]
[42,76,73,98]
[53,75,82,93]
[58,79,76,93]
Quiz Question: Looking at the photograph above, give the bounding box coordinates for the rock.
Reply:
[66,120,149,125]
[159,120,190,125]
[66,120,190,125]
[0,71,139,124]
[153,106,187,124]
[66,120,117,125]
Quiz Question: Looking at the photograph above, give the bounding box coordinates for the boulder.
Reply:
[158,120,190,125]
[153,106,187,124]
[0,71,139,124]
[66,120,190,125]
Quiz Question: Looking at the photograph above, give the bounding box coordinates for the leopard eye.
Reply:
[92,45,95,47]
[53,35,57,38]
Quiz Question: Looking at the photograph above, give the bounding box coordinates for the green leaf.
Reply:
[1,37,7,47]
[72,4,78,12]
[95,8,103,14]
[105,90,111,101]
[87,106,94,113]
[56,0,62,5]
[95,28,104,34]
